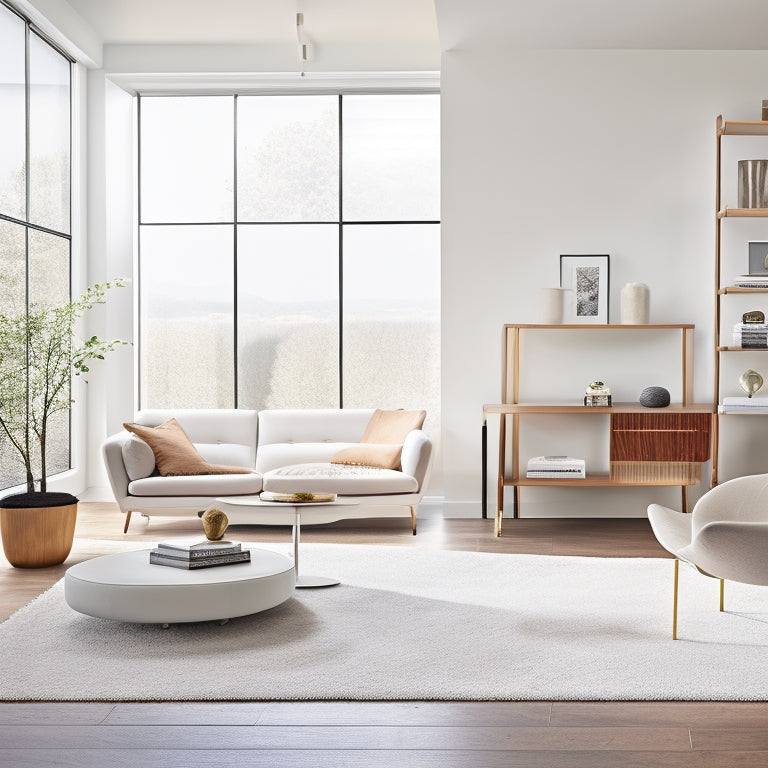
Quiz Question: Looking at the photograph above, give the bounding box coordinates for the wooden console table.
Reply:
[482,324,714,535]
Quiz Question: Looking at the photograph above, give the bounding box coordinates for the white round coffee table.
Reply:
[64,548,295,624]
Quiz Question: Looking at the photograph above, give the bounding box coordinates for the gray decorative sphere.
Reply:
[639,386,670,408]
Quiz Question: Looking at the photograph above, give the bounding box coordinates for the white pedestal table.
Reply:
[215,496,359,588]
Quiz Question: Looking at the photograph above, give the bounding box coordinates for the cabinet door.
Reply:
[610,413,711,462]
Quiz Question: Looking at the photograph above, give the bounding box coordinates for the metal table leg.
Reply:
[292,509,340,589]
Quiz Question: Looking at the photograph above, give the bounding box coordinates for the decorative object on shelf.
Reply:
[620,282,650,324]
[539,287,568,324]
[584,380,612,407]
[639,386,671,408]
[560,254,609,324]
[743,310,766,324]
[738,160,768,208]
[739,369,764,398]
[201,506,229,541]
[748,242,768,275]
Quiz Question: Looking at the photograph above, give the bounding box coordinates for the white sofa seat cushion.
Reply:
[262,463,418,495]
[128,472,263,497]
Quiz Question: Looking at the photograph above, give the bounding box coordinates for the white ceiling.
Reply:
[20,0,768,59]
[64,0,439,46]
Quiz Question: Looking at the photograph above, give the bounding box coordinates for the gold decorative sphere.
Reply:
[201,507,229,541]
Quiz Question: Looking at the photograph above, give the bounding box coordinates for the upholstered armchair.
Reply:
[648,473,768,639]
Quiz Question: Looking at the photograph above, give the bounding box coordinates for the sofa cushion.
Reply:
[122,436,157,480]
[128,472,263,497]
[331,409,427,470]
[262,462,418,495]
[360,409,427,443]
[329,443,403,470]
[123,419,251,477]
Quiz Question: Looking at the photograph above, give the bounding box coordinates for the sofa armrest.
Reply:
[401,429,432,491]
[102,431,133,508]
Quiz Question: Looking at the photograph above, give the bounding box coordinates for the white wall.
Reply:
[441,48,768,517]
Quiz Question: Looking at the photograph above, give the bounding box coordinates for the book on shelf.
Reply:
[526,455,586,479]
[733,275,768,288]
[149,549,251,569]
[719,396,768,413]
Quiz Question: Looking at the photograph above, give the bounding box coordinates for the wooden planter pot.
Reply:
[0,492,78,568]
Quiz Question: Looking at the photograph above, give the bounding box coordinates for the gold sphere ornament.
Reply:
[201,507,229,541]
[739,369,764,398]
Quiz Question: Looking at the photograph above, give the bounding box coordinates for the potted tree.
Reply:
[0,280,128,568]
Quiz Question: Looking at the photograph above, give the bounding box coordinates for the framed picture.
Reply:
[749,241,768,275]
[560,254,610,324]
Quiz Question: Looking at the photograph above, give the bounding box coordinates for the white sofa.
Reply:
[102,408,432,534]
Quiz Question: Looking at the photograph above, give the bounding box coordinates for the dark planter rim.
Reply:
[0,492,79,509]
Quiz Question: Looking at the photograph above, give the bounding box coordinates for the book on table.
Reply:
[149,549,251,569]
[154,537,242,559]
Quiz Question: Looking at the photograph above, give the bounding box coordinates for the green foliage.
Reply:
[0,279,129,493]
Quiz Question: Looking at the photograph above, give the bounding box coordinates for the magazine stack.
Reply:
[149,537,250,569]
[733,323,768,348]
[526,455,586,479]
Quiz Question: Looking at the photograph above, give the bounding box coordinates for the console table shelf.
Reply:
[483,323,713,536]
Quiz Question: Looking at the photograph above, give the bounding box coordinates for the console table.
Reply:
[483,324,714,535]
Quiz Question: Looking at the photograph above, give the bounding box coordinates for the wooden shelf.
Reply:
[719,287,768,294]
[720,119,768,136]
[509,461,702,487]
[503,323,694,330]
[713,115,768,486]
[717,346,768,352]
[718,208,768,218]
[485,402,712,416]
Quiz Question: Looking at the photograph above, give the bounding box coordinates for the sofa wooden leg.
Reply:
[410,506,417,535]
[123,511,132,534]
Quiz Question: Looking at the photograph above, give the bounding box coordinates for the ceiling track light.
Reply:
[296,12,310,63]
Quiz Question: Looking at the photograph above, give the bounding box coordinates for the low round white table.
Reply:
[216,496,359,588]
[64,548,295,624]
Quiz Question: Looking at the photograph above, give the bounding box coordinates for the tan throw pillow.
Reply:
[122,418,252,477]
[330,444,403,471]
[331,409,426,470]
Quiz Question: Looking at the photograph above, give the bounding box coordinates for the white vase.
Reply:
[620,282,650,324]
[539,288,567,324]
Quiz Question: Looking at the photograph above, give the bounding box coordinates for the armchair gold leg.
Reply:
[720,579,725,612]
[672,559,679,640]
[123,511,132,534]
[410,506,417,536]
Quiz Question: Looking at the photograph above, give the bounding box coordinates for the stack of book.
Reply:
[149,538,251,569]
[733,274,768,289]
[719,396,768,414]
[526,455,586,479]
[732,323,768,348]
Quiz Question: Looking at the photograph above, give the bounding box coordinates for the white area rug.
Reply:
[1,543,768,701]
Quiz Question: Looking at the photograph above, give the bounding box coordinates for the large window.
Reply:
[0,2,71,490]
[138,93,440,433]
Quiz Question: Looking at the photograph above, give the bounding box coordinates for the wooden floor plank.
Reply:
[103,702,270,725]
[0,725,694,751]
[0,703,116,725]
[691,728,768,751]
[552,701,768,728]
[256,701,553,726]
[3,750,766,768]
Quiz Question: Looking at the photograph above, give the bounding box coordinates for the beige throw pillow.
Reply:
[331,409,426,470]
[122,418,252,477]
